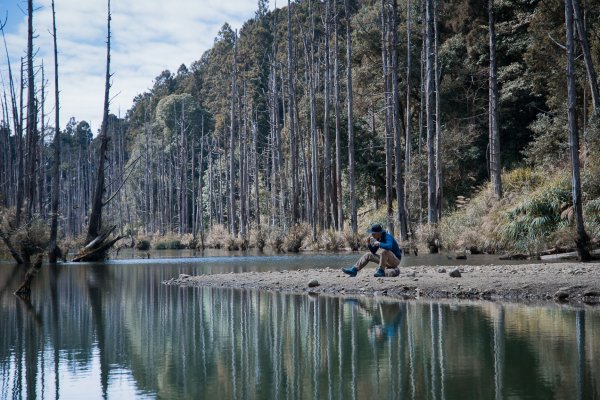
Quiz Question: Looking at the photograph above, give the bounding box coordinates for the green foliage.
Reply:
[501,174,571,253]
[523,111,569,167]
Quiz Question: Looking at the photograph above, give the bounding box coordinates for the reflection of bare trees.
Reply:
[0,265,598,399]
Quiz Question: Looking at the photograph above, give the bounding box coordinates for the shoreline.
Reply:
[164,262,600,305]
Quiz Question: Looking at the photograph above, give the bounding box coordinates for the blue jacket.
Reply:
[369,231,402,259]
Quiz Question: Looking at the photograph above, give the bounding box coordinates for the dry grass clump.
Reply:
[319,229,345,251]
[205,224,242,250]
[284,223,311,252]
[152,233,186,250]
[267,225,285,252]
[414,224,441,254]
[249,225,267,251]
[342,226,363,251]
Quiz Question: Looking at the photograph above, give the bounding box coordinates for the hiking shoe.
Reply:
[342,266,358,277]
[374,268,385,277]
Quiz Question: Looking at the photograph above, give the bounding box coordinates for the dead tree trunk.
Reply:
[346,0,357,234]
[229,32,238,236]
[77,0,122,261]
[489,0,502,199]
[572,0,600,112]
[425,0,438,225]
[565,0,591,261]
[391,0,408,241]
[287,0,299,224]
[323,0,332,230]
[25,0,37,223]
[334,0,344,231]
[49,0,61,263]
[382,0,394,235]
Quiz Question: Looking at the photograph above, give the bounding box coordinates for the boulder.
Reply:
[308,279,320,288]
[449,269,462,278]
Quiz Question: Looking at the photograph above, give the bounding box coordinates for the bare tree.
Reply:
[425,0,438,225]
[345,0,357,234]
[565,0,591,261]
[572,0,599,112]
[24,0,37,223]
[323,0,332,230]
[229,31,238,236]
[489,0,502,199]
[75,0,121,261]
[48,0,62,263]
[381,0,394,235]
[334,0,344,230]
[287,0,299,224]
[390,0,408,241]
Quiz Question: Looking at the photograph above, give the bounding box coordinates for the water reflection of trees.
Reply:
[0,264,599,399]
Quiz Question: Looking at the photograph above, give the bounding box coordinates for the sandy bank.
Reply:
[164,262,600,304]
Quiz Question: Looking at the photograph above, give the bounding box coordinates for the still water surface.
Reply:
[0,252,598,399]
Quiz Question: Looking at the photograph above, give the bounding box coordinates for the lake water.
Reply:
[0,252,598,399]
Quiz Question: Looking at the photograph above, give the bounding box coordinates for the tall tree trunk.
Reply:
[334,0,344,231]
[86,0,112,243]
[565,0,591,261]
[252,119,260,227]
[382,0,394,235]
[391,0,408,241]
[404,0,412,218]
[287,0,299,224]
[16,59,25,227]
[49,0,61,263]
[323,0,332,230]
[433,0,442,221]
[25,0,37,223]
[346,0,357,234]
[198,120,206,248]
[572,0,600,112]
[229,32,238,236]
[425,0,438,225]
[489,0,502,199]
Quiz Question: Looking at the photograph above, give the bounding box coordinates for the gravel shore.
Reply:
[164,262,600,304]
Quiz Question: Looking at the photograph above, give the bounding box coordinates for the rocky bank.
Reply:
[164,262,600,304]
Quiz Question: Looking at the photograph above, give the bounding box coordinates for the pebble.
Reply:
[437,268,446,273]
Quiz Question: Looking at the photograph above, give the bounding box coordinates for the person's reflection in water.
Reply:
[345,299,404,344]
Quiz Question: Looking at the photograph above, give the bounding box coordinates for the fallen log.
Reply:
[14,254,44,298]
[72,235,123,262]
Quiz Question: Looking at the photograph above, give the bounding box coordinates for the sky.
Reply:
[1,0,265,132]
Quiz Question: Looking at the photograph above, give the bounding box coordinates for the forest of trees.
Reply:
[1,0,600,263]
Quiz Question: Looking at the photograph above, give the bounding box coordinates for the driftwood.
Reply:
[14,254,43,298]
[73,225,123,262]
[0,228,25,265]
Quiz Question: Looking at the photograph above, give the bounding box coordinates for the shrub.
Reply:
[135,239,151,250]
